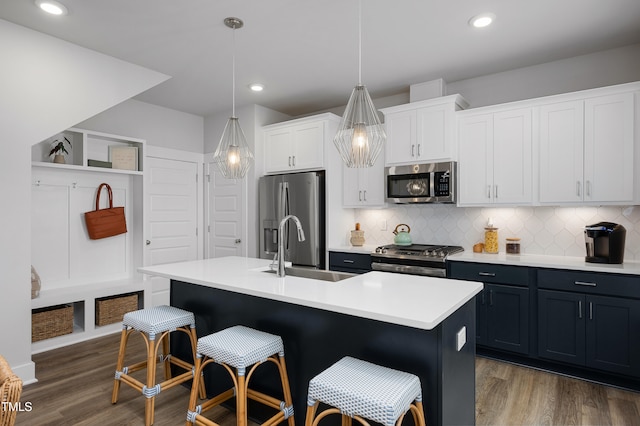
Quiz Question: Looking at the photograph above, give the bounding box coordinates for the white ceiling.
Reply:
[2,0,640,117]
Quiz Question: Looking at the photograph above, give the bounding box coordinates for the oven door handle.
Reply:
[371,262,446,277]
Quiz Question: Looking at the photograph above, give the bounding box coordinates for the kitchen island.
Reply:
[139,257,483,426]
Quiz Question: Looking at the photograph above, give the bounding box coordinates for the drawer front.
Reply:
[448,261,529,286]
[329,251,372,272]
[538,269,640,298]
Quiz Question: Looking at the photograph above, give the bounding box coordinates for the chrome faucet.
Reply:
[275,215,305,277]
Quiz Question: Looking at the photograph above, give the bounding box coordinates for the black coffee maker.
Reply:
[584,222,626,264]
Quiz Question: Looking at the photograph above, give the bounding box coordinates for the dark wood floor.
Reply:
[17,332,640,425]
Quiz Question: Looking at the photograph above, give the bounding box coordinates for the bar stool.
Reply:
[305,356,426,426]
[186,325,295,426]
[111,305,205,426]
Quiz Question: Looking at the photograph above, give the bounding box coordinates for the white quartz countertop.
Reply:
[138,256,483,331]
[449,252,640,275]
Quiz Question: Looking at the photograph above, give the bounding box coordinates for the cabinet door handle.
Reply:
[586,180,591,197]
[417,144,421,157]
[574,281,597,287]
[411,144,415,157]
[363,190,367,201]
[578,300,583,319]
[487,185,491,199]
[495,185,498,199]
[478,272,496,277]
[343,259,355,264]
[589,302,593,320]
[358,190,362,201]
[489,289,493,306]
[292,156,296,167]
[288,156,292,167]
[576,181,581,197]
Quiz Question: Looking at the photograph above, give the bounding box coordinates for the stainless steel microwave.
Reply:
[385,161,457,204]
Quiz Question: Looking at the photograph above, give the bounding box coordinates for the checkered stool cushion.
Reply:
[122,305,195,340]
[197,325,284,375]
[307,356,422,426]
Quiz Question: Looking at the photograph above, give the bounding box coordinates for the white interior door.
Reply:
[207,161,245,258]
[146,156,199,306]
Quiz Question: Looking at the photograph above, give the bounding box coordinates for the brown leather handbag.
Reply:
[84,183,127,239]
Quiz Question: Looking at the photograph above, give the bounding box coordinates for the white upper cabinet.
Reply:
[342,152,386,208]
[539,100,585,203]
[264,114,339,174]
[539,92,635,204]
[458,107,532,206]
[380,95,468,165]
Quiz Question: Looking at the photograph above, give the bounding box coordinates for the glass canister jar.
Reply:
[506,237,521,254]
[484,227,499,254]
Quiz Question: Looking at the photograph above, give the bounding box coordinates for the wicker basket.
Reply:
[95,293,138,326]
[32,304,74,342]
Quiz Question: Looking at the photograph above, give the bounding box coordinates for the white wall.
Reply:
[447,43,640,108]
[78,99,204,153]
[0,18,168,382]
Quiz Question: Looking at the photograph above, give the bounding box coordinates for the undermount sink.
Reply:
[264,267,355,282]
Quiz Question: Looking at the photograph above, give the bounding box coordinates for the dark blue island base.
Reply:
[171,279,477,426]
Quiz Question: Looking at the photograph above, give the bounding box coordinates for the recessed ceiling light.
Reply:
[35,0,68,16]
[469,13,495,28]
[249,83,264,92]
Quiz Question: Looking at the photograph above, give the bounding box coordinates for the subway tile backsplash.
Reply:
[354,205,640,261]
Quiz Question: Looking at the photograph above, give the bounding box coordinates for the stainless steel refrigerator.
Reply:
[259,171,325,269]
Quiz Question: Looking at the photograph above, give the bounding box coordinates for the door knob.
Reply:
[146,240,151,245]
[235,239,241,244]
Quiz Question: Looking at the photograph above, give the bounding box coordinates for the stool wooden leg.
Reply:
[276,355,295,426]
[145,338,160,426]
[236,373,247,426]
[186,354,203,426]
[111,327,129,404]
[161,332,171,381]
[414,401,426,426]
[305,402,319,426]
[188,326,206,399]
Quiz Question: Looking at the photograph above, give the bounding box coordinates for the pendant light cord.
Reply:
[358,0,362,85]
[232,24,236,118]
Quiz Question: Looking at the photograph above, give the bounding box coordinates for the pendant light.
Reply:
[333,0,386,168]
[213,17,254,179]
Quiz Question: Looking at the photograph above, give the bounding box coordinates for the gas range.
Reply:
[371,244,464,277]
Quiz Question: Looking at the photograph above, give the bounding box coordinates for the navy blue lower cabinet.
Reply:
[587,294,640,377]
[538,289,586,365]
[487,284,529,354]
[450,262,530,356]
[539,289,640,377]
[478,284,529,355]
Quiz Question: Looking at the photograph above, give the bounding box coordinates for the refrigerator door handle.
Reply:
[278,182,285,219]
[282,182,290,250]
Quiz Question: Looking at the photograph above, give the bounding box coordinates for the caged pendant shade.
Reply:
[214,117,253,178]
[333,0,386,168]
[213,17,254,179]
[334,85,385,167]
